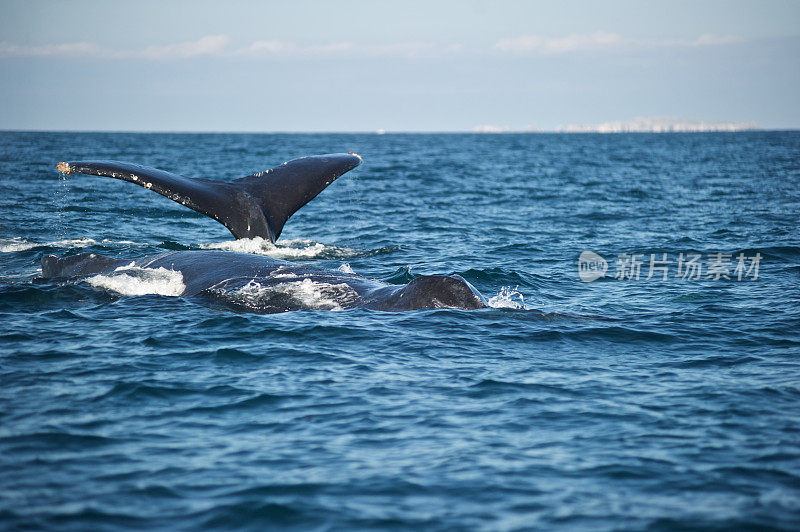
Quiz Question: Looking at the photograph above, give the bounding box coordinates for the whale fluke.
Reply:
[56,153,362,242]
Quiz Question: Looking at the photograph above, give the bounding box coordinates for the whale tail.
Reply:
[56,153,362,243]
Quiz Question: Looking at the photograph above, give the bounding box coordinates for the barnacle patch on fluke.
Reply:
[56,162,71,174]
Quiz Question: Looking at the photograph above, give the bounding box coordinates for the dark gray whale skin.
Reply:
[56,153,364,243]
[49,153,486,312]
[41,251,487,313]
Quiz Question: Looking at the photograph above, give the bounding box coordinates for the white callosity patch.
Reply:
[200,237,355,260]
[487,286,526,309]
[86,264,185,296]
[220,278,360,311]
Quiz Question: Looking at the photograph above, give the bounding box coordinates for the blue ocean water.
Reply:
[1,131,799,530]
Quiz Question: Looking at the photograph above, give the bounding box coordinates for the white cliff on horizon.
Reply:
[473,117,759,133]
[556,117,759,133]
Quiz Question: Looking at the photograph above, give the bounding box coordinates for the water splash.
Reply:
[86,265,185,296]
[337,263,355,274]
[487,286,526,309]
[54,169,70,241]
[200,237,356,260]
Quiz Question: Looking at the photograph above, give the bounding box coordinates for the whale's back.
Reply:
[366,275,486,311]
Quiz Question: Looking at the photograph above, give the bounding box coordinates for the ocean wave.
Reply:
[460,267,542,288]
[381,266,415,284]
[0,237,140,253]
[86,264,185,296]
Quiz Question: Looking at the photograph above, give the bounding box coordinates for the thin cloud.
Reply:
[689,34,740,46]
[0,36,451,59]
[233,40,448,58]
[139,35,231,59]
[493,31,740,54]
[0,41,105,57]
[234,41,356,56]
[494,31,624,54]
[359,42,441,58]
[0,33,741,60]
[0,35,232,59]
[235,40,297,55]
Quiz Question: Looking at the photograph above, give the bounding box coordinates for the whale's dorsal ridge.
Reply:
[57,153,362,243]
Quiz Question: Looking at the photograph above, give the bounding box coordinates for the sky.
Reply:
[1,0,798,131]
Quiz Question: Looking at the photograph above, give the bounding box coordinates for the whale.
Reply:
[45,153,487,312]
[41,250,486,312]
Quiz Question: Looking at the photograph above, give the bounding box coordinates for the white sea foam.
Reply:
[224,278,360,311]
[200,237,355,260]
[86,265,185,296]
[0,237,140,253]
[1,237,96,252]
[487,286,526,309]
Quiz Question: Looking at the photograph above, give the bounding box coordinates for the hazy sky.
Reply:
[1,0,798,131]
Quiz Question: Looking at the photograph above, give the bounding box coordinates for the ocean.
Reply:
[1,131,799,530]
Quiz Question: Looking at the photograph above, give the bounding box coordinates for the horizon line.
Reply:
[3,128,799,135]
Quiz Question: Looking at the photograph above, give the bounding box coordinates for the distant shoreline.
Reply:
[1,129,798,134]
